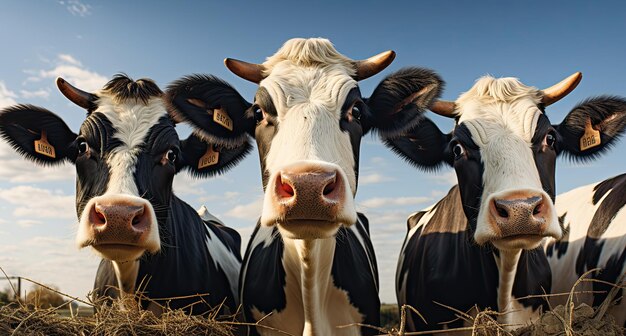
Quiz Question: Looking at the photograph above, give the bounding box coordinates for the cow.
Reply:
[385,72,626,332]
[165,38,444,335]
[546,173,626,327]
[0,74,247,315]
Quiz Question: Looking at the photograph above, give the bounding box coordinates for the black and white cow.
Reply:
[165,38,444,335]
[546,173,626,327]
[386,72,626,332]
[0,75,247,315]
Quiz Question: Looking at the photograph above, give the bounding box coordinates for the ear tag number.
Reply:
[198,145,219,169]
[34,130,56,158]
[213,108,233,131]
[579,118,601,151]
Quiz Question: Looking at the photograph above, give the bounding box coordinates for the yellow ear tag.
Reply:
[579,118,601,151]
[198,145,219,169]
[34,130,56,158]
[213,108,233,131]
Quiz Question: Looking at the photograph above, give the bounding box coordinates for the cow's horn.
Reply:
[224,58,265,84]
[56,77,98,111]
[541,72,582,106]
[429,100,458,118]
[354,50,396,81]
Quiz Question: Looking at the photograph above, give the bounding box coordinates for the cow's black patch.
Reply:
[103,74,162,104]
[332,215,380,335]
[589,174,626,238]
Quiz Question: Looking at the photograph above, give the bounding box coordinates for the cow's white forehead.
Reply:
[261,63,357,119]
[94,93,168,195]
[456,76,544,144]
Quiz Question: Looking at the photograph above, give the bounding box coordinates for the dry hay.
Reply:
[0,297,236,336]
[0,273,236,336]
[371,269,625,336]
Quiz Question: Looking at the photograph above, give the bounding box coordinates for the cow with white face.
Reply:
[166,38,444,335]
[387,73,626,332]
[0,75,248,315]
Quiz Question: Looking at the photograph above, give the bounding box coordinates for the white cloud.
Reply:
[58,54,82,66]
[33,54,107,92]
[62,0,92,17]
[359,196,432,209]
[0,142,75,183]
[0,82,17,108]
[16,220,43,228]
[0,186,75,219]
[20,89,50,99]
[224,197,263,220]
[359,172,396,185]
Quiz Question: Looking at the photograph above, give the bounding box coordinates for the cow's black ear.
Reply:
[0,104,77,165]
[556,96,626,161]
[165,74,254,147]
[382,118,453,171]
[365,67,443,137]
[178,133,252,178]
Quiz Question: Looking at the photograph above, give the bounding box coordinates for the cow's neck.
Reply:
[112,260,140,296]
[283,237,335,335]
[494,249,521,326]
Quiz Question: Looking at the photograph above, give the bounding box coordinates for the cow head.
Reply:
[0,75,250,262]
[385,73,626,251]
[166,38,443,240]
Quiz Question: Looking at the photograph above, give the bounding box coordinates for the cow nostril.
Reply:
[323,178,337,196]
[94,208,106,224]
[533,203,543,216]
[277,175,295,198]
[495,203,509,218]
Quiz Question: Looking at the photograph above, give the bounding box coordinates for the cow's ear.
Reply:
[382,118,453,170]
[178,133,252,178]
[166,74,254,147]
[365,67,443,136]
[556,96,626,160]
[0,104,77,165]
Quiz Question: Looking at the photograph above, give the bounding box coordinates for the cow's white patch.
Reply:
[547,180,626,326]
[198,206,241,304]
[112,260,140,296]
[95,95,168,196]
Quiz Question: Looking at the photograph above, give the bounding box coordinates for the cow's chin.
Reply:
[276,220,341,240]
[90,244,148,263]
[491,235,545,251]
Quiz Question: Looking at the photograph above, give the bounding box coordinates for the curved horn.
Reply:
[429,100,458,118]
[56,77,98,111]
[354,50,396,81]
[224,58,265,84]
[541,72,582,106]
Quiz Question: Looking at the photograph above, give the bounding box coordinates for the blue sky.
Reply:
[0,1,625,304]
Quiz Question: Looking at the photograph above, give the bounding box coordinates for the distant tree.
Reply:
[25,284,65,308]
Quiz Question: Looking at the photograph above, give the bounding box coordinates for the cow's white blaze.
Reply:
[455,77,561,246]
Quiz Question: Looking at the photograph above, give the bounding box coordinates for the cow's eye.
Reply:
[78,141,89,155]
[453,143,465,160]
[253,106,264,124]
[351,106,361,120]
[166,149,177,163]
[545,131,556,148]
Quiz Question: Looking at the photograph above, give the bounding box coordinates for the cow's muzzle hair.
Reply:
[77,194,160,262]
[261,160,357,240]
